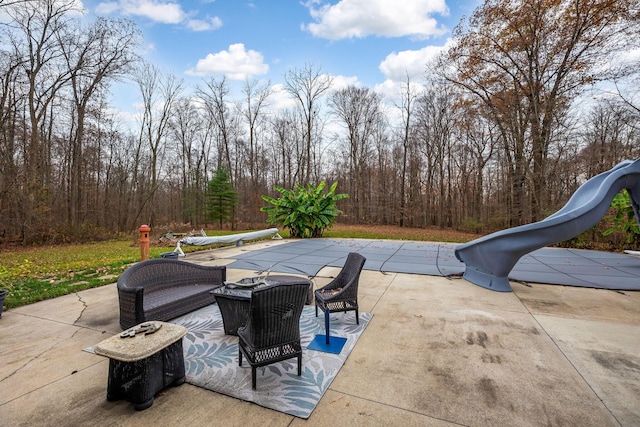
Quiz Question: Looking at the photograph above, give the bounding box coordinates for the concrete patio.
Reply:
[1,239,639,426]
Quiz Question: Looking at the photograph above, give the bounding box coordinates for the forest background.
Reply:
[1,0,640,249]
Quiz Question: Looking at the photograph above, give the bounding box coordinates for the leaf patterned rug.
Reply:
[170,304,372,419]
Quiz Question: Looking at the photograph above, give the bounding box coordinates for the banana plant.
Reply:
[261,181,348,238]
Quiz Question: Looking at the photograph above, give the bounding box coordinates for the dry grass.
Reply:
[323,224,479,243]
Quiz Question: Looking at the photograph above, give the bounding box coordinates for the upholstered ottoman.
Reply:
[95,321,187,410]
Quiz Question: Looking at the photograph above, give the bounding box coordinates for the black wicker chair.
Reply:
[314,252,366,344]
[238,282,309,390]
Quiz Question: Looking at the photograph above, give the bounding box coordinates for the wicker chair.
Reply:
[314,252,366,344]
[237,282,309,390]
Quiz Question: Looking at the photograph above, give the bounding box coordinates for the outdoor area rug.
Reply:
[170,303,372,418]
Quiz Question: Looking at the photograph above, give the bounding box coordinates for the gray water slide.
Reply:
[455,159,640,292]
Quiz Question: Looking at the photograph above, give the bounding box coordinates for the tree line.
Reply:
[1,0,640,244]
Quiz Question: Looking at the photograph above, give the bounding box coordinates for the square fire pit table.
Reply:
[211,274,314,335]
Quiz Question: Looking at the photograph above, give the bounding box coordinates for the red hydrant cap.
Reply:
[139,224,151,232]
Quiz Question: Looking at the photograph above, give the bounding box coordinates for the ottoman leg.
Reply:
[131,353,163,410]
[134,398,155,411]
[163,339,186,387]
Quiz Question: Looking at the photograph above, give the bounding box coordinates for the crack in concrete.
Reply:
[1,295,89,384]
[74,292,88,324]
[0,328,83,382]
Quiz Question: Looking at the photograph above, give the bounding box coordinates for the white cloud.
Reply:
[329,74,361,91]
[373,79,410,108]
[95,0,222,30]
[95,1,120,14]
[268,84,298,111]
[120,0,185,23]
[68,0,88,14]
[373,42,454,113]
[373,79,398,98]
[187,16,223,31]
[303,0,449,40]
[379,42,450,81]
[186,43,269,80]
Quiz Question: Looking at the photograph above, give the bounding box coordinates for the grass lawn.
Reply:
[0,225,477,310]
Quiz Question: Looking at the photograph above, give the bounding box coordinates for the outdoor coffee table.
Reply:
[94,321,188,410]
[211,274,313,335]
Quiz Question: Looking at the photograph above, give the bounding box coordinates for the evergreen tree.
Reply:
[206,168,238,228]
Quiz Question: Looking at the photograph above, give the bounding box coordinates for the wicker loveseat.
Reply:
[117,258,226,329]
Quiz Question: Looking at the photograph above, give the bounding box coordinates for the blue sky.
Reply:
[82,0,481,113]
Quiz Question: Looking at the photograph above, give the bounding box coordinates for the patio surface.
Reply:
[1,239,639,426]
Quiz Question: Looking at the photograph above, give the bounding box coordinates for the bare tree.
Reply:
[580,99,640,174]
[237,79,272,224]
[0,43,25,238]
[171,97,207,226]
[283,63,333,183]
[197,77,241,179]
[267,110,302,189]
[370,117,393,224]
[444,99,499,230]
[241,78,272,184]
[62,17,139,226]
[97,114,138,232]
[395,73,419,227]
[0,0,33,7]
[415,79,456,228]
[134,63,183,228]
[329,85,384,221]
[6,0,78,240]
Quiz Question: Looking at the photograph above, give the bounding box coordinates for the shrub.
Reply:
[602,190,640,248]
[459,217,484,234]
[261,181,348,238]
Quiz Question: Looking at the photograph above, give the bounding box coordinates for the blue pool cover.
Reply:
[225,239,640,291]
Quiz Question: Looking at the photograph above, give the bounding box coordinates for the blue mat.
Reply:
[228,239,458,277]
[308,335,347,354]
